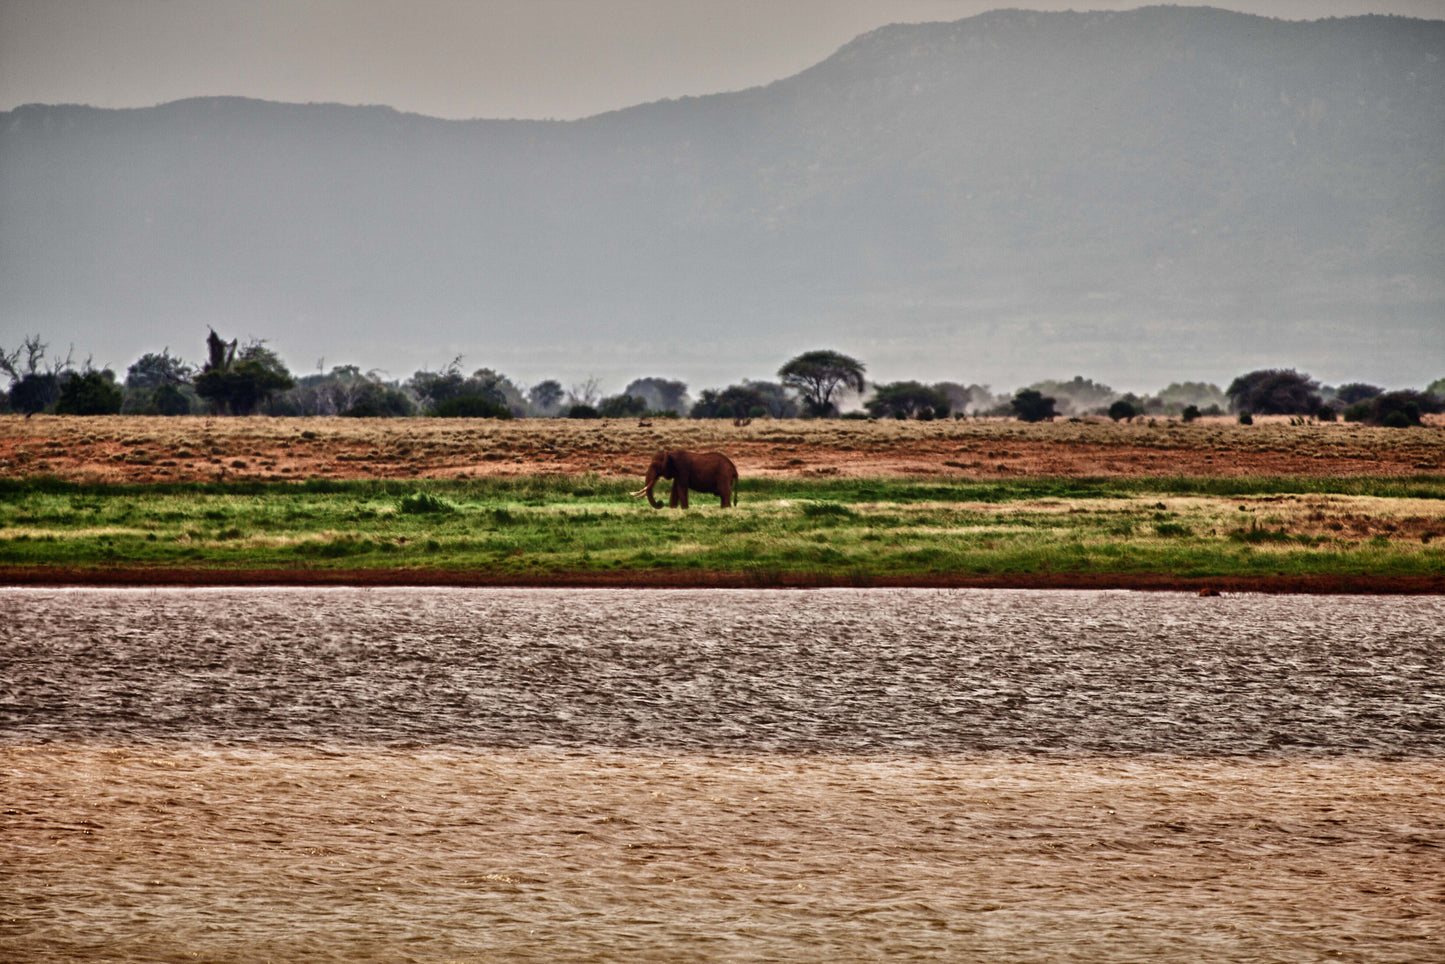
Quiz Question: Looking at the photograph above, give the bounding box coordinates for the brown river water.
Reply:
[2,587,1443,962]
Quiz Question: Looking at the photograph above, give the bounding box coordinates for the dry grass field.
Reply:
[2,414,1443,485]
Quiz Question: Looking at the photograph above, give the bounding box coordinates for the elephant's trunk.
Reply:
[642,469,664,509]
[632,467,664,508]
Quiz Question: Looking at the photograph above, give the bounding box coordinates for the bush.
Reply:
[145,383,197,415]
[1011,388,1058,423]
[194,333,295,415]
[566,404,600,419]
[55,370,123,415]
[1372,393,1422,427]
[691,384,773,420]
[8,372,61,415]
[339,382,414,418]
[397,492,456,514]
[865,381,949,420]
[432,395,511,418]
[1107,399,1136,422]
[1238,412,1254,425]
[597,394,648,418]
[1334,383,1384,406]
[1225,369,1322,415]
[1181,404,1201,422]
[801,501,856,518]
[1345,390,1440,427]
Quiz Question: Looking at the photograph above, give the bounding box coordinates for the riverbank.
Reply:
[3,564,1442,594]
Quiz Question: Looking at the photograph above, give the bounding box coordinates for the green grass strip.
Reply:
[2,474,1442,581]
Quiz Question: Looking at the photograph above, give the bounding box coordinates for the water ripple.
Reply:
[2,587,1441,755]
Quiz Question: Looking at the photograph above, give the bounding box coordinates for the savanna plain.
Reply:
[4,414,1444,963]
[1,413,1443,590]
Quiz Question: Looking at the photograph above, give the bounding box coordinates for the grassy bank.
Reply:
[2,475,1442,587]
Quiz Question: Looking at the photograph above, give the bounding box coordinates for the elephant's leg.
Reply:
[680,485,690,509]
[670,483,680,508]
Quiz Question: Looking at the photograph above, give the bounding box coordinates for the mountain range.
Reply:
[2,5,1441,391]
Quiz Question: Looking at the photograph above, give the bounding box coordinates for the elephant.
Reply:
[631,450,738,509]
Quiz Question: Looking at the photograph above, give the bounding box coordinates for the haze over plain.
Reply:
[1,1,1441,395]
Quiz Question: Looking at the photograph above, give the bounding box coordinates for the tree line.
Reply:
[2,333,1442,428]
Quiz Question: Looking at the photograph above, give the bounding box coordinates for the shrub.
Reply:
[1238,412,1254,425]
[1181,404,1201,422]
[690,381,780,419]
[1334,383,1384,406]
[1374,390,1439,424]
[566,404,600,419]
[801,501,856,518]
[1381,410,1412,428]
[55,370,123,415]
[1011,388,1058,423]
[622,377,689,415]
[1107,399,1136,422]
[1350,390,1440,426]
[8,372,60,415]
[866,381,950,420]
[398,492,456,514]
[1030,376,1117,415]
[1225,369,1322,415]
[146,383,197,415]
[597,394,648,418]
[433,395,511,418]
[338,382,414,418]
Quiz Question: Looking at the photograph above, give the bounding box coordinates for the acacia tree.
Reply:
[1225,369,1322,415]
[125,348,196,415]
[778,350,866,417]
[193,330,296,415]
[1011,388,1058,422]
[623,377,689,415]
[1333,383,1384,406]
[1,335,72,415]
[528,379,565,415]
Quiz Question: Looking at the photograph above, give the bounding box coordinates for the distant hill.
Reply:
[2,6,1441,389]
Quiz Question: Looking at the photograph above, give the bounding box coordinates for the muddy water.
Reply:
[3,588,1443,962]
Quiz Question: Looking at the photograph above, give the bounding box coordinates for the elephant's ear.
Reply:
[663,453,677,475]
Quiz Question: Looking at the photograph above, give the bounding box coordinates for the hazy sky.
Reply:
[3,0,1441,120]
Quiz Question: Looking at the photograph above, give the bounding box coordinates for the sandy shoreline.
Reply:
[3,564,1441,594]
